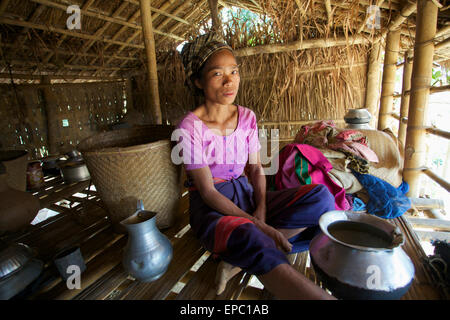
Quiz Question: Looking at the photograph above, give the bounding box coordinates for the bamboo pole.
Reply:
[42,0,96,64]
[364,42,382,128]
[67,1,129,65]
[208,0,222,34]
[403,0,439,198]
[30,0,186,41]
[378,29,401,130]
[398,49,413,145]
[234,34,370,57]
[0,17,145,49]
[139,0,162,124]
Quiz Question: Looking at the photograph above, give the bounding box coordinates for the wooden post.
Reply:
[208,0,221,34]
[378,29,400,130]
[398,49,413,145]
[139,0,162,124]
[364,42,382,128]
[403,0,439,198]
[40,75,58,154]
[125,77,134,112]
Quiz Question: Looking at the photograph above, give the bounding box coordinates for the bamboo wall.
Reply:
[151,44,369,139]
[0,81,129,158]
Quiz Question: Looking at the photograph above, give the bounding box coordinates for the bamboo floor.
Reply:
[0,173,445,300]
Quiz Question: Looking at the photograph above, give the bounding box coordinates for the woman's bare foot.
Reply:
[215,261,242,295]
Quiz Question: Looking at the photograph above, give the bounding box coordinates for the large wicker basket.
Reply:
[78,125,181,233]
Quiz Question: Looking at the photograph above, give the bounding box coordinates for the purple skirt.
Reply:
[188,176,335,275]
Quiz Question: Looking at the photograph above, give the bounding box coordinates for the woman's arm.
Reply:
[188,165,292,253]
[247,151,266,222]
[188,166,255,221]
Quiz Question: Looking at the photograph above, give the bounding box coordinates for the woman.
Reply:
[175,33,336,300]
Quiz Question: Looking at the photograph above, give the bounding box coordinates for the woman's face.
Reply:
[195,49,240,106]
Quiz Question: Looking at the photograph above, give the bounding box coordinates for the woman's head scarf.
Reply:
[180,32,233,93]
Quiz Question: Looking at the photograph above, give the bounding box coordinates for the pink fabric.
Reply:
[176,105,261,180]
[295,120,379,163]
[275,143,351,211]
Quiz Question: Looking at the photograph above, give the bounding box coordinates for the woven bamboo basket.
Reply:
[78,125,181,233]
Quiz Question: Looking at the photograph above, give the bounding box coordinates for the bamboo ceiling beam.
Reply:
[2,60,131,71]
[67,1,129,65]
[384,1,417,34]
[0,17,145,49]
[42,0,96,63]
[29,0,184,41]
[88,9,142,68]
[247,0,263,11]
[0,73,122,81]
[0,0,11,15]
[404,0,439,198]
[104,0,194,77]
[125,0,190,25]
[234,34,370,57]
[100,0,176,69]
[357,0,384,34]
[108,1,197,77]
[0,42,139,62]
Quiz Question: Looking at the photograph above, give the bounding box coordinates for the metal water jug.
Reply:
[121,200,173,282]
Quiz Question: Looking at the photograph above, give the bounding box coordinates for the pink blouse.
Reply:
[175,105,261,180]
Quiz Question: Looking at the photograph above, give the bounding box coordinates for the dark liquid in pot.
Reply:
[328,221,392,248]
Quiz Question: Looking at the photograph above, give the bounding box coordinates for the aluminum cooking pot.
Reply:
[309,210,415,300]
[58,160,90,183]
[0,242,43,299]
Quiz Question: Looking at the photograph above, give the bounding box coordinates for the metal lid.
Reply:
[0,243,33,279]
[344,108,372,123]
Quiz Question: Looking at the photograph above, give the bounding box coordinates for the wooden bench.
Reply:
[1,174,445,300]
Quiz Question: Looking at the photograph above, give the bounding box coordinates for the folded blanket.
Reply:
[294,120,379,163]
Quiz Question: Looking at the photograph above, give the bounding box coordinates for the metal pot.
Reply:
[0,242,43,299]
[65,150,83,161]
[0,243,33,279]
[309,210,415,300]
[40,155,62,176]
[58,160,90,183]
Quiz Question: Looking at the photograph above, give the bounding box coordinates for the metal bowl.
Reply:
[0,243,34,279]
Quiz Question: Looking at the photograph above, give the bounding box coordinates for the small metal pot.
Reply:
[40,155,62,176]
[59,160,90,183]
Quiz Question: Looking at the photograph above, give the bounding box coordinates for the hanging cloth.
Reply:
[273,143,352,211]
[351,170,411,219]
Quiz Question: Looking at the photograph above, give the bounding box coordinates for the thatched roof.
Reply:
[0,0,449,83]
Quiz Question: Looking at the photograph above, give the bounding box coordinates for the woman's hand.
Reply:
[252,218,293,254]
[253,205,266,222]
